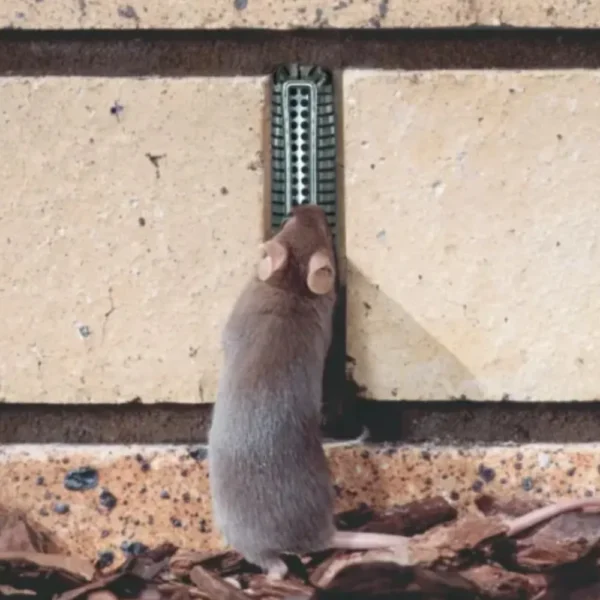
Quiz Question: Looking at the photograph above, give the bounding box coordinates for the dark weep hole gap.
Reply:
[269,64,352,436]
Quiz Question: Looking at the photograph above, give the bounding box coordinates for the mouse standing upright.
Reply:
[208,204,409,580]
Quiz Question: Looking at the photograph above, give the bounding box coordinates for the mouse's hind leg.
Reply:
[262,557,288,581]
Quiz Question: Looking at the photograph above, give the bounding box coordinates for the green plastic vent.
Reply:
[270,64,337,237]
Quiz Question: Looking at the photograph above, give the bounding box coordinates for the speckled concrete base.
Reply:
[2,443,599,563]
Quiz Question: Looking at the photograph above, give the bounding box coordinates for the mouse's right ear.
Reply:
[257,240,288,281]
[307,250,335,295]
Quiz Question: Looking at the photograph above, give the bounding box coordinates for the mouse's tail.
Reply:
[507,497,600,537]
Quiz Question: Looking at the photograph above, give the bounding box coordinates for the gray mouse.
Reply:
[208,204,409,581]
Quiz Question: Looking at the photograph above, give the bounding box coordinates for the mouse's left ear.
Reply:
[307,250,335,295]
[258,240,288,281]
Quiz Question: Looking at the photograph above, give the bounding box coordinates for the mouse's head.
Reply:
[257,204,336,298]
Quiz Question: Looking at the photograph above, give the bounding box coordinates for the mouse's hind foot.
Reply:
[264,557,289,581]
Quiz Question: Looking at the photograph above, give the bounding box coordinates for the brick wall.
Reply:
[1,0,600,561]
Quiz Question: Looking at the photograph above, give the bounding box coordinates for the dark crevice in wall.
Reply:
[3,400,600,445]
[1,28,600,75]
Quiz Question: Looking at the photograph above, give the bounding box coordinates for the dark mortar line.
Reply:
[3,28,600,75]
[2,27,600,42]
[357,400,600,445]
[0,403,213,445]
[3,400,600,445]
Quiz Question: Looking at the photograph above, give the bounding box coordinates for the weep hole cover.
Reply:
[270,64,338,237]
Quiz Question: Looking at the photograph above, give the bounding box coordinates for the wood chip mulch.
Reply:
[2,494,600,599]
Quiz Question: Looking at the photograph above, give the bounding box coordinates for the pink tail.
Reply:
[507,498,600,537]
[330,529,408,550]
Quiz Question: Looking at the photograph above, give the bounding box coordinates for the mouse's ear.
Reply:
[257,240,288,281]
[307,250,335,295]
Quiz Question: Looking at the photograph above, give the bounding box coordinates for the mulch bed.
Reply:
[2,494,600,599]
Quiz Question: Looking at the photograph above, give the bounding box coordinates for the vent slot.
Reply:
[270,64,337,237]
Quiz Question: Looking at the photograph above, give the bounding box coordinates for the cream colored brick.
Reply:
[0,77,265,403]
[345,70,600,401]
[1,0,599,28]
[2,443,599,559]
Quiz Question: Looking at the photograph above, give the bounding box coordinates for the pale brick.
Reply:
[345,70,600,401]
[0,77,265,403]
[1,0,599,29]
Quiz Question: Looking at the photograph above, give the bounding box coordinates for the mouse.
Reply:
[208,203,410,581]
